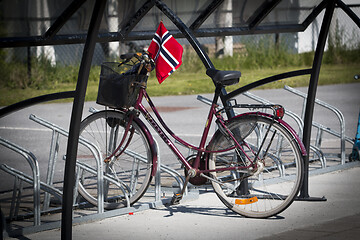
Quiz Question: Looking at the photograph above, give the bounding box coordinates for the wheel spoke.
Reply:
[76,110,153,209]
[209,115,303,218]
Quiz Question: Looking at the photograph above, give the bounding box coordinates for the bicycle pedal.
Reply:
[170,193,183,205]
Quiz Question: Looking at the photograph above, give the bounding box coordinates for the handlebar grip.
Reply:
[120,53,136,60]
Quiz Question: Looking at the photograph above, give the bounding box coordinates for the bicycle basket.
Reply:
[96,62,146,109]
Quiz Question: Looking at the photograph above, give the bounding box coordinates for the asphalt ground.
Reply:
[0,83,359,239]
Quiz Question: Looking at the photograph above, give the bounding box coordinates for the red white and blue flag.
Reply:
[148,22,183,84]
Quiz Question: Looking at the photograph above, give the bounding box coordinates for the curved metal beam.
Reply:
[336,0,360,28]
[0,91,75,118]
[190,0,224,30]
[154,0,214,69]
[300,0,336,200]
[224,69,312,100]
[43,0,87,39]
[61,0,106,239]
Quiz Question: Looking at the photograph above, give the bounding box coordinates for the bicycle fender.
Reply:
[229,112,307,157]
[132,117,158,176]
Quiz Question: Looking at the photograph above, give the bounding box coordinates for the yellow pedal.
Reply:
[235,197,258,205]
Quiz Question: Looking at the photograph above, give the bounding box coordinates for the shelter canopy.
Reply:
[0,0,325,44]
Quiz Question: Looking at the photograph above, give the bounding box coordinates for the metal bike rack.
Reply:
[197,94,325,174]
[284,85,355,165]
[242,91,326,168]
[31,112,188,209]
[29,114,107,213]
[87,107,187,198]
[0,138,42,226]
[0,114,107,229]
[350,111,360,161]
[0,113,192,236]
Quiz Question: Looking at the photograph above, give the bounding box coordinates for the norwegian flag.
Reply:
[148,22,183,84]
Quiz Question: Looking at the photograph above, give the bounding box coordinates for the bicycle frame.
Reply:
[129,84,258,177]
[108,75,308,190]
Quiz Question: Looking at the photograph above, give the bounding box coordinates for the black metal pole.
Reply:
[153,0,238,113]
[190,0,224,30]
[299,0,336,200]
[154,0,214,70]
[27,46,31,80]
[61,1,106,239]
[43,0,87,39]
[336,0,360,28]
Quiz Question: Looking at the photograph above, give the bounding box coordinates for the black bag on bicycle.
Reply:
[96,61,146,109]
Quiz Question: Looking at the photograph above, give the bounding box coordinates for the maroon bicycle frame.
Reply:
[129,86,257,176]
[115,77,307,180]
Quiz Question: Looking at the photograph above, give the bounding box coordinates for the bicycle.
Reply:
[75,52,305,218]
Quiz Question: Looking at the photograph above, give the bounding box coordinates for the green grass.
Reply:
[1,63,358,107]
[147,63,360,95]
[1,37,359,107]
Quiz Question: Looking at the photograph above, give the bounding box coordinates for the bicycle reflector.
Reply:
[274,105,285,118]
[235,197,258,205]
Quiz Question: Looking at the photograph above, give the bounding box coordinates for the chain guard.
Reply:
[184,155,208,186]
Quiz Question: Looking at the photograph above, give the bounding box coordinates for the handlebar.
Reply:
[120,52,155,75]
[120,52,152,64]
[120,53,137,60]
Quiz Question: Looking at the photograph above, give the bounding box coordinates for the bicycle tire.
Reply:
[76,110,153,209]
[208,114,303,218]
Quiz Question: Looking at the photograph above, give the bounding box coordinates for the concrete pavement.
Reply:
[26,163,360,240]
[1,83,360,239]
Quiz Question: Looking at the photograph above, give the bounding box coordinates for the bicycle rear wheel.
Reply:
[209,114,303,218]
[76,110,153,209]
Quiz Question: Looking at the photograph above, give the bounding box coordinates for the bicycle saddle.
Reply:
[206,68,241,86]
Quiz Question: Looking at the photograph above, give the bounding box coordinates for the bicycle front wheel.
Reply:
[76,110,153,209]
[209,114,303,218]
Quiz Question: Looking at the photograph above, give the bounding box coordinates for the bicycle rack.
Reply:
[29,114,107,213]
[241,91,326,168]
[31,112,189,203]
[0,115,106,229]
[0,112,192,235]
[350,111,360,161]
[284,85,354,165]
[198,93,329,170]
[0,138,42,226]
[87,107,187,196]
